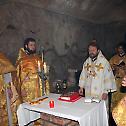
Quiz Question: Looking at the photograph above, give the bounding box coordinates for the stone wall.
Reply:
[0,2,126,90]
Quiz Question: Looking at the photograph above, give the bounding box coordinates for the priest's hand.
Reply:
[79,87,83,95]
[102,93,108,100]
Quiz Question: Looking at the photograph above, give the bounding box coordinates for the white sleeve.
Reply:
[103,62,117,93]
[79,63,86,88]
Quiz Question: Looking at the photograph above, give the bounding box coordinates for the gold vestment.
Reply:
[16,48,50,103]
[112,96,126,126]
[0,52,19,126]
[110,54,126,109]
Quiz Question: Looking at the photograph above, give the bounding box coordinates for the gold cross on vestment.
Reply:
[95,63,104,71]
[84,63,91,71]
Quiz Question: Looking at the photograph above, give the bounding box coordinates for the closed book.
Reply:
[59,92,81,102]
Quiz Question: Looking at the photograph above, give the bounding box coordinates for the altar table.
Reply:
[17,93,108,126]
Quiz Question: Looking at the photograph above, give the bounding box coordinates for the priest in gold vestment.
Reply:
[110,43,126,109]
[0,52,19,125]
[16,38,50,103]
[112,75,126,126]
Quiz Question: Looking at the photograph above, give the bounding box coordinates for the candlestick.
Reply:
[38,61,41,72]
[49,100,54,108]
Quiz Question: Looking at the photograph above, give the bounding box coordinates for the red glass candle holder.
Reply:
[49,100,54,108]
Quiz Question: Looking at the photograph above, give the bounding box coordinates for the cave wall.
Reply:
[0,2,126,84]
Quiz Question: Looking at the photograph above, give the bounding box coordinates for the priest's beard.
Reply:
[25,47,36,55]
[89,52,99,62]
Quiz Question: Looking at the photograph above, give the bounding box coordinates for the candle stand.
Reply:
[38,70,47,96]
[38,65,50,96]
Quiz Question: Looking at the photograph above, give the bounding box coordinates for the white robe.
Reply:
[79,51,117,99]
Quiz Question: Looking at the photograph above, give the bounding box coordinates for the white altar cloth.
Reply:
[17,93,108,126]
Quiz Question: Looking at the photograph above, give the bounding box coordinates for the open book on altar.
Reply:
[58,92,82,102]
[84,96,101,103]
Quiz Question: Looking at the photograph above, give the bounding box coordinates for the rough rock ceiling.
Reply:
[0,0,8,5]
[2,0,126,23]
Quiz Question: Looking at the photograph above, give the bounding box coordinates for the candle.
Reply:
[49,100,54,108]
[42,52,43,63]
[38,61,41,72]
[43,62,47,73]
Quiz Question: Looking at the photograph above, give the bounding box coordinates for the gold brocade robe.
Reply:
[16,48,50,103]
[0,75,10,126]
[109,54,126,109]
[0,52,19,126]
[112,96,126,126]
